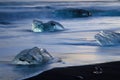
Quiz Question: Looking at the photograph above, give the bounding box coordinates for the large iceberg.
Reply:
[32,20,64,32]
[95,30,120,46]
[12,47,55,65]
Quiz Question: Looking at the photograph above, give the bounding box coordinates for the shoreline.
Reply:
[24,61,120,80]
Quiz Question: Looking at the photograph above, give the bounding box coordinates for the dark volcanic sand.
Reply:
[24,61,120,80]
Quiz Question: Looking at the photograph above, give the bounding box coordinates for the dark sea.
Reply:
[0,1,120,80]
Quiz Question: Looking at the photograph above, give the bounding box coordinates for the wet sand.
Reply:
[24,61,120,80]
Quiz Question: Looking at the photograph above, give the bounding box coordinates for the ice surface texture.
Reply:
[32,20,64,32]
[95,30,120,46]
[12,47,54,65]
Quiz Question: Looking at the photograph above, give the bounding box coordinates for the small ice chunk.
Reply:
[32,20,44,32]
[12,47,54,65]
[55,8,92,18]
[44,21,64,31]
[93,66,103,74]
[32,20,64,32]
[95,30,120,46]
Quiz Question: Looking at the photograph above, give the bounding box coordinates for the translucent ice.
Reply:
[93,66,103,74]
[32,20,44,32]
[95,30,120,46]
[32,20,64,32]
[12,47,54,65]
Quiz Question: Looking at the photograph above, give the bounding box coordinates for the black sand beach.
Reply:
[24,61,120,80]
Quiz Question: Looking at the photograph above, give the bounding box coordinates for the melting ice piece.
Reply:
[55,8,92,18]
[32,20,64,32]
[93,66,103,74]
[43,21,64,31]
[95,30,120,46]
[12,47,54,65]
[32,20,44,32]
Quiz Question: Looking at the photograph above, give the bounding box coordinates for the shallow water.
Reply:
[0,1,120,80]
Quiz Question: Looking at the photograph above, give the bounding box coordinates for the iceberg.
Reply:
[95,30,120,46]
[32,20,64,32]
[12,47,54,65]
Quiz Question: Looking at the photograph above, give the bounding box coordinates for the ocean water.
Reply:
[0,1,120,80]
